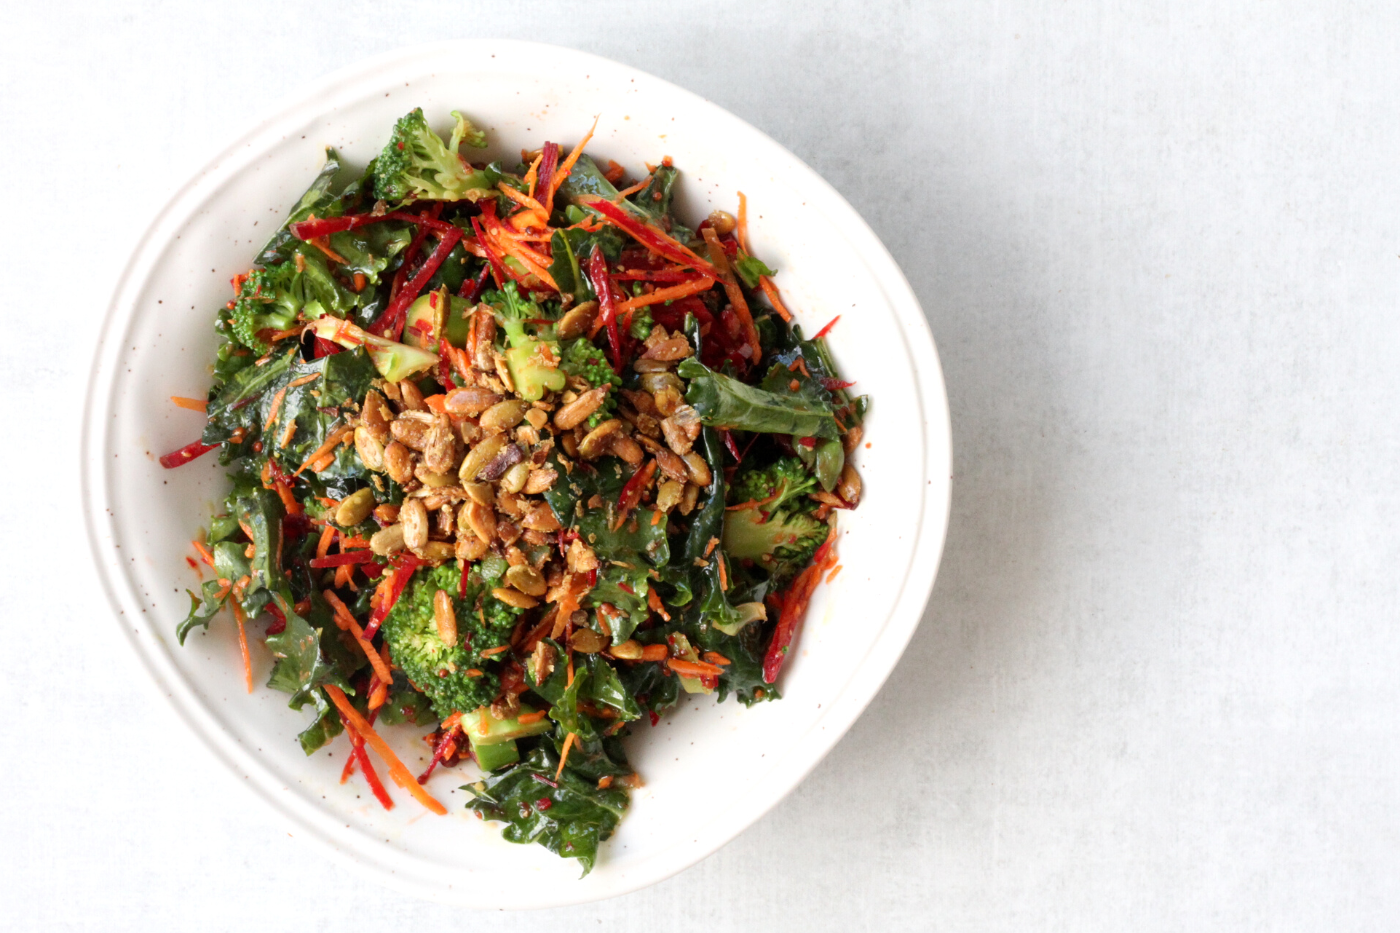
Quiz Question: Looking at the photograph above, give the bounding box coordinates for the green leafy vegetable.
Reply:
[679,357,839,439]
[464,745,630,877]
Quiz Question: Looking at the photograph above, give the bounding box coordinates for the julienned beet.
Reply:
[167,107,867,875]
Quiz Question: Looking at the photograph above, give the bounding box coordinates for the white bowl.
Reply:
[80,40,951,906]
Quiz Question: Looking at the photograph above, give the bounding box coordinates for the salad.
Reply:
[166,108,866,874]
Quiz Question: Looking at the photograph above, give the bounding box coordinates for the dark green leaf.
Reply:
[679,357,839,439]
[734,255,776,288]
[463,744,630,877]
[176,579,229,645]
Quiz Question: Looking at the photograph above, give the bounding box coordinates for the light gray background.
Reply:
[4,1,1397,930]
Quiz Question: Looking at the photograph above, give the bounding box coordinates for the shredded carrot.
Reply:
[263,386,287,431]
[464,668,483,677]
[517,710,547,725]
[640,644,669,662]
[522,152,543,198]
[826,563,843,584]
[556,732,577,780]
[736,191,752,255]
[230,599,253,694]
[703,226,761,362]
[615,275,714,314]
[668,657,725,678]
[323,589,394,686]
[334,563,355,589]
[324,685,446,814]
[549,116,598,204]
[597,774,614,789]
[170,395,207,413]
[369,678,388,711]
[277,416,297,449]
[480,645,510,658]
[650,510,664,526]
[340,535,371,550]
[422,393,448,413]
[309,236,347,264]
[760,278,792,326]
[294,425,353,476]
[703,651,732,667]
[192,539,216,567]
[717,553,728,590]
[353,272,367,292]
[703,536,720,558]
[500,183,548,214]
[613,176,651,200]
[287,373,321,388]
[316,525,335,561]
[647,587,671,622]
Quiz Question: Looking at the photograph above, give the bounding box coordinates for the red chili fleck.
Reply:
[535,797,553,811]
[813,314,841,340]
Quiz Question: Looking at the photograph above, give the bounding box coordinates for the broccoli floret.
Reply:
[728,457,818,513]
[560,337,621,428]
[723,458,826,587]
[228,265,300,353]
[628,307,655,340]
[489,283,566,400]
[379,562,525,720]
[374,108,492,203]
[722,506,828,588]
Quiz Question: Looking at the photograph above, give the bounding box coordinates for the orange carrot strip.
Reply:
[263,386,288,431]
[323,589,394,686]
[615,276,715,314]
[736,191,752,255]
[640,644,669,662]
[517,710,548,725]
[549,116,598,203]
[668,657,725,678]
[422,393,448,413]
[556,732,577,780]
[369,678,389,711]
[309,236,347,264]
[499,184,547,214]
[646,587,671,622]
[287,373,321,388]
[759,276,793,322]
[613,176,650,201]
[703,651,732,667]
[230,599,253,694]
[170,396,207,413]
[192,539,216,567]
[294,426,353,476]
[826,563,843,584]
[703,226,761,362]
[316,525,335,561]
[324,685,446,815]
[277,417,297,449]
[479,645,510,658]
[522,152,543,198]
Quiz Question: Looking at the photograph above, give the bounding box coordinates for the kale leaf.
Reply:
[464,744,630,877]
[679,357,839,439]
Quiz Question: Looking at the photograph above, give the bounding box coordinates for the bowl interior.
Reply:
[85,42,950,905]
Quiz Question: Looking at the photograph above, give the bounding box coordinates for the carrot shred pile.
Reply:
[325,685,446,815]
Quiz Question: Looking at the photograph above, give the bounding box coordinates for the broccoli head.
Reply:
[379,562,525,720]
[228,265,300,353]
[723,458,826,587]
[728,457,818,513]
[560,337,621,428]
[374,108,492,203]
[488,283,566,400]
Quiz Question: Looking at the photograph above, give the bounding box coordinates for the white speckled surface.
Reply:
[7,2,1400,929]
